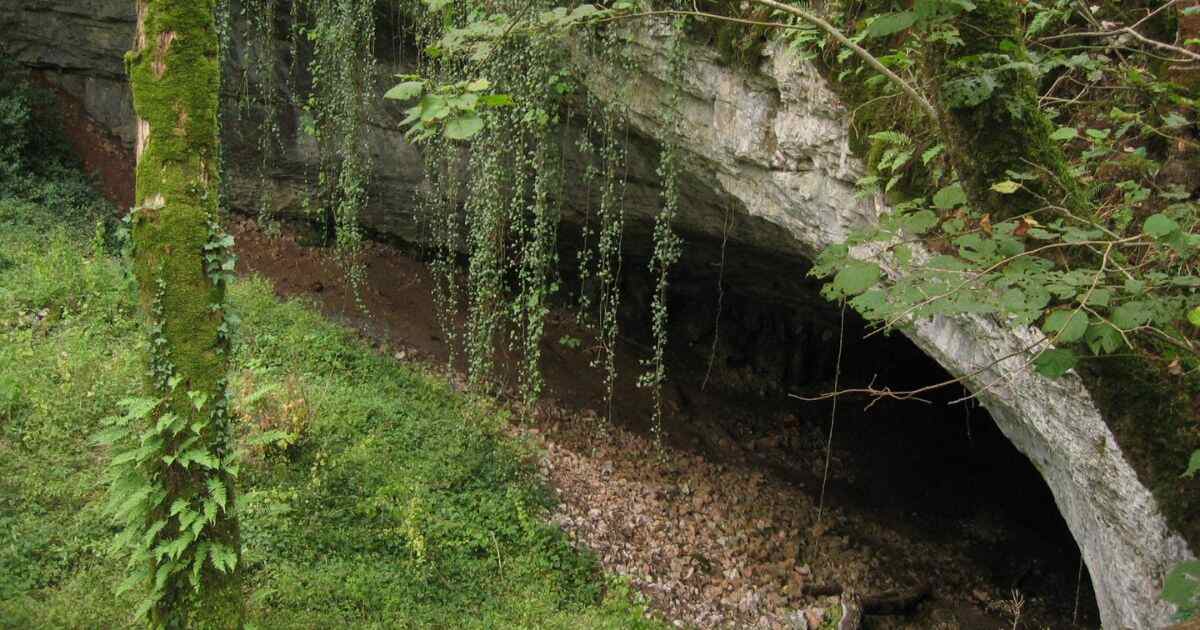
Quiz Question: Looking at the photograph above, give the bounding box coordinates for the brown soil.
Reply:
[232,216,1098,629]
[33,74,135,210]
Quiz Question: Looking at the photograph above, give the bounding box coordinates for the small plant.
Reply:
[986,588,1026,629]
[1164,453,1200,620]
[0,374,21,422]
[235,371,312,460]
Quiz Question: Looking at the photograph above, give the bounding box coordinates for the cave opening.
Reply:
[602,227,1104,627]
[232,204,1103,626]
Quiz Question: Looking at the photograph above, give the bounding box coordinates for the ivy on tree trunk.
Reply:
[129,0,243,626]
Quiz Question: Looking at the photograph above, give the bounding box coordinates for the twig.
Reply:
[790,338,1044,404]
[702,204,733,391]
[1039,23,1200,62]
[815,302,846,526]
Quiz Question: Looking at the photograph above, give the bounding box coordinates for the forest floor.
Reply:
[0,194,659,628]
[231,216,1100,629]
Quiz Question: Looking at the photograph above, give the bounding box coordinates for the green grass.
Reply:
[0,194,660,629]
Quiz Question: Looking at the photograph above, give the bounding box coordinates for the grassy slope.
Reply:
[0,194,659,628]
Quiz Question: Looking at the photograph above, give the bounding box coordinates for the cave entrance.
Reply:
[610,235,1104,627]
[233,215,1100,627]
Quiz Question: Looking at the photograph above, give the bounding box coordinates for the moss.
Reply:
[685,0,773,67]
[923,0,1085,219]
[129,0,242,626]
[1079,358,1200,552]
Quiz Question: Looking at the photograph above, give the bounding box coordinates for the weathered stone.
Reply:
[575,24,1195,628]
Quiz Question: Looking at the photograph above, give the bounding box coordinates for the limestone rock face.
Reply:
[578,25,1194,628]
[4,3,1194,626]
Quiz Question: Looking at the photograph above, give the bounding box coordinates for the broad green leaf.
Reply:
[1033,348,1077,378]
[999,288,1026,313]
[448,93,479,111]
[899,209,938,234]
[1161,561,1200,612]
[933,183,967,210]
[1043,309,1088,342]
[1183,450,1200,479]
[465,78,492,92]
[1049,127,1078,141]
[418,95,451,122]
[1111,303,1149,329]
[444,112,484,140]
[1143,213,1179,238]
[1189,306,1200,327]
[1084,288,1111,308]
[1084,322,1123,355]
[831,261,882,297]
[991,180,1021,194]
[866,11,916,38]
[384,81,424,101]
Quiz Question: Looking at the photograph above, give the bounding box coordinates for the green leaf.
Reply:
[1183,450,1200,479]
[999,288,1026,313]
[1033,348,1077,378]
[899,209,938,234]
[866,11,916,38]
[384,81,424,101]
[1164,112,1189,129]
[444,112,484,140]
[1161,561,1200,612]
[1111,302,1150,329]
[921,144,944,165]
[418,94,451,122]
[246,429,292,446]
[1043,309,1088,343]
[207,477,228,512]
[1189,306,1200,327]
[465,78,491,92]
[1143,213,1180,238]
[941,73,998,109]
[92,426,130,446]
[933,183,967,210]
[1049,127,1078,141]
[990,180,1021,194]
[1084,288,1111,308]
[831,261,882,297]
[479,93,514,107]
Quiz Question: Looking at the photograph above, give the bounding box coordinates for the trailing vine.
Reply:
[230,0,378,304]
[400,0,636,415]
[638,11,687,444]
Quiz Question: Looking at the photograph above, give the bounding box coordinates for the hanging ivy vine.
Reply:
[230,0,377,304]
[638,11,687,444]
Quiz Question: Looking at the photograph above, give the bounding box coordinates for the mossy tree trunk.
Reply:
[925,0,1085,219]
[129,0,243,626]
